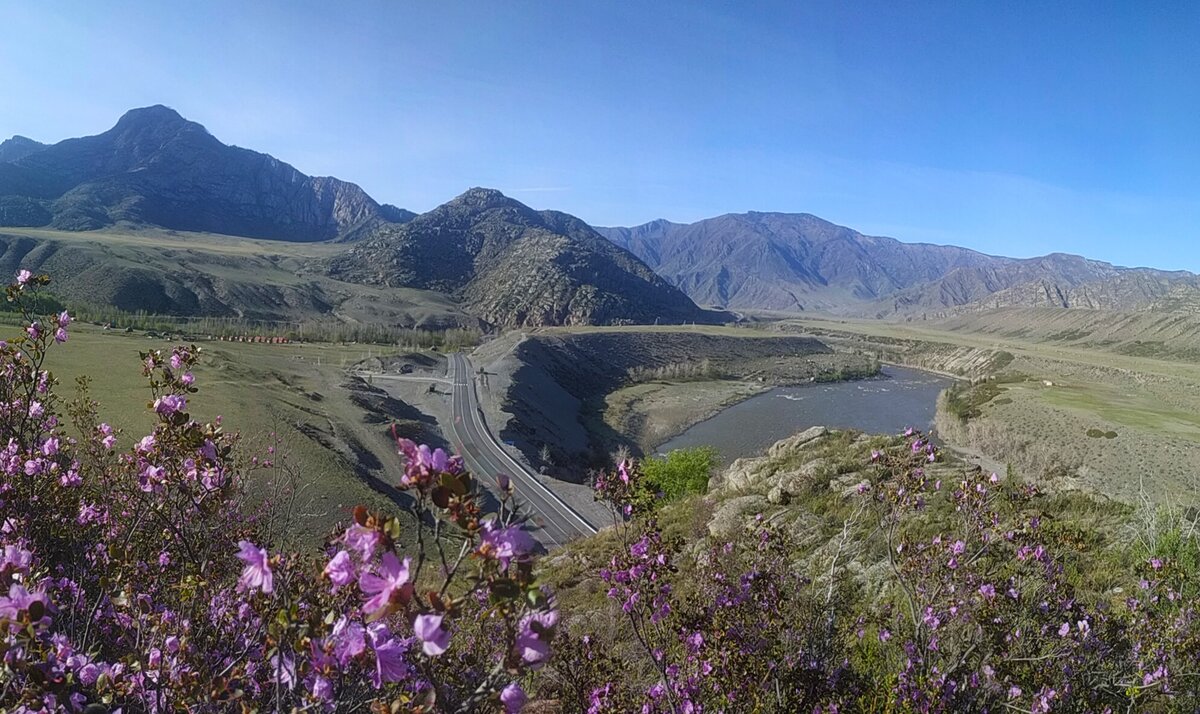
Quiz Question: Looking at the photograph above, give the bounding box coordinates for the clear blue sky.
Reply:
[2,1,1198,270]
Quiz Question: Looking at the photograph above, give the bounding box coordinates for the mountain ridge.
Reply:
[598,213,1195,316]
[329,188,724,327]
[0,105,404,241]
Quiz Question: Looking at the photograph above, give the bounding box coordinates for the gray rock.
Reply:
[707,495,769,539]
[767,426,829,459]
[767,483,790,505]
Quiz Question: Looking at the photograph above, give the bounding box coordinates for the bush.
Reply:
[641,446,718,500]
[0,271,552,712]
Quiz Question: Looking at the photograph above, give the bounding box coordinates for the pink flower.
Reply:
[1057,622,1070,637]
[345,524,381,560]
[367,622,410,687]
[979,583,996,600]
[515,609,558,665]
[480,522,537,567]
[154,394,186,416]
[15,269,32,286]
[56,311,71,328]
[54,327,68,343]
[413,613,450,656]
[332,616,366,665]
[501,682,527,713]
[359,552,410,616]
[0,583,47,622]
[235,540,273,594]
[323,550,355,589]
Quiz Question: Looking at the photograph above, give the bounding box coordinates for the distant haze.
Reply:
[3,2,1200,269]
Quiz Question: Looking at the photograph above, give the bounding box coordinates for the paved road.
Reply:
[351,371,452,385]
[445,353,598,546]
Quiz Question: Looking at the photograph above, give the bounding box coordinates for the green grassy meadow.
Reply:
[28,321,410,541]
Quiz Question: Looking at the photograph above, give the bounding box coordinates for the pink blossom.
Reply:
[359,551,410,615]
[235,540,273,594]
[323,549,355,589]
[154,394,186,416]
[515,609,558,665]
[15,269,32,286]
[345,524,381,560]
[367,622,410,687]
[480,522,537,567]
[501,682,527,713]
[332,616,366,665]
[413,613,450,656]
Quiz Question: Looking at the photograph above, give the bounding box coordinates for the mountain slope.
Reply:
[599,214,1192,316]
[0,106,402,241]
[0,136,46,163]
[329,188,723,327]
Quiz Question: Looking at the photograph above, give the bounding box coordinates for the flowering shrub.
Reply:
[0,272,551,712]
[6,268,1200,712]
[547,431,1200,712]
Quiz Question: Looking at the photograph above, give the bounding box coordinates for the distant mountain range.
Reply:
[3,105,1195,326]
[0,105,407,241]
[0,107,715,327]
[597,214,1198,317]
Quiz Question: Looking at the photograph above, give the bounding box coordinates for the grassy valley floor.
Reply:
[770,315,1200,506]
[32,320,443,544]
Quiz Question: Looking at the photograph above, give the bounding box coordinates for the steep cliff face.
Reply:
[329,188,724,327]
[0,106,400,241]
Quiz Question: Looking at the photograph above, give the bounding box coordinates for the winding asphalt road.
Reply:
[445,353,598,546]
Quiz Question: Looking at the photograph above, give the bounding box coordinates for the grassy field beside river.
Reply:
[771,315,1200,505]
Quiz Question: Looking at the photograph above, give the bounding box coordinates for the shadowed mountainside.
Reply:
[0,106,410,241]
[329,188,725,327]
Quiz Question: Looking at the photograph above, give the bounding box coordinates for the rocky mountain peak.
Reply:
[0,135,46,163]
[0,106,408,241]
[447,187,527,212]
[112,104,189,130]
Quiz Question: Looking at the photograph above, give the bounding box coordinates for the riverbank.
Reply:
[598,379,770,454]
[656,365,953,466]
[772,316,1200,506]
[469,327,879,473]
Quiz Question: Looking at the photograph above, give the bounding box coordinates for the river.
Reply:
[656,365,954,463]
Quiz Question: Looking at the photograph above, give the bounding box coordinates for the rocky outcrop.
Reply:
[0,106,407,241]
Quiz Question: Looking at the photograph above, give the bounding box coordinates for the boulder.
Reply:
[707,495,769,539]
[713,456,768,492]
[767,483,790,505]
[767,426,829,459]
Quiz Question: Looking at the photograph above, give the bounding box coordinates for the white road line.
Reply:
[453,353,598,537]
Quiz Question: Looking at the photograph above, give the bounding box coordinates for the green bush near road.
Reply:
[643,446,719,500]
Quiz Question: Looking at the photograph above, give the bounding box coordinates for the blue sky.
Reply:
[2,1,1198,269]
